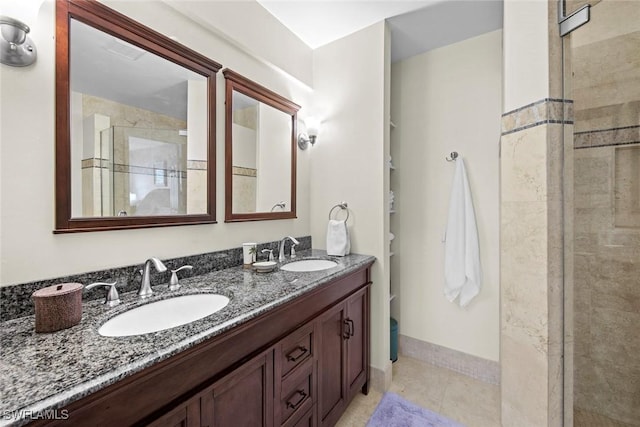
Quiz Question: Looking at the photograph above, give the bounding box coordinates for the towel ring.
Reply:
[329,202,349,222]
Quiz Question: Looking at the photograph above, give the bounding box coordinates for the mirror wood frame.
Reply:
[223,69,300,222]
[55,0,222,233]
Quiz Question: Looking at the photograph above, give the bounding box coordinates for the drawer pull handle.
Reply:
[286,345,308,362]
[347,319,355,337]
[343,318,355,339]
[286,389,307,410]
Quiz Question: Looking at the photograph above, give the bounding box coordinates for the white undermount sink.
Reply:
[280,259,338,272]
[98,294,230,337]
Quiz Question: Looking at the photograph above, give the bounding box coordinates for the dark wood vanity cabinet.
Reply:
[30,263,372,427]
[148,349,274,427]
[275,322,316,427]
[147,398,199,427]
[201,350,275,427]
[318,287,369,426]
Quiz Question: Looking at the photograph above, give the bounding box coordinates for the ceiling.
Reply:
[71,18,202,121]
[71,0,503,121]
[257,0,503,63]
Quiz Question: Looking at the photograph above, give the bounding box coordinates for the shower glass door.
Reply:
[563,1,640,425]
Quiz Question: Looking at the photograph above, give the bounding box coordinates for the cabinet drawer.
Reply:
[280,361,313,425]
[284,405,315,427]
[280,323,313,378]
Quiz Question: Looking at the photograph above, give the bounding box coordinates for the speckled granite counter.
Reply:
[0,250,375,427]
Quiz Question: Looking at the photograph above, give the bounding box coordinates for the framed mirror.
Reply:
[223,69,300,222]
[55,0,221,232]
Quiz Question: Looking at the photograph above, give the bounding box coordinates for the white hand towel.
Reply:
[444,158,481,307]
[327,220,350,256]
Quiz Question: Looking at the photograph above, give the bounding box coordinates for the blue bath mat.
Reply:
[366,392,465,427]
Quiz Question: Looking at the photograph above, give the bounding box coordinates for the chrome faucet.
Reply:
[278,236,300,262]
[139,257,167,298]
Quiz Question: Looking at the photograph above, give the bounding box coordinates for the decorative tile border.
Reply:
[112,163,188,179]
[574,125,640,149]
[0,236,312,322]
[232,166,257,177]
[187,160,207,170]
[501,98,574,135]
[81,159,192,179]
[399,334,500,385]
[81,158,110,169]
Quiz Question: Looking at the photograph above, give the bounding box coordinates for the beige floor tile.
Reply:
[337,355,501,427]
[439,370,501,427]
[335,390,383,427]
[389,355,450,411]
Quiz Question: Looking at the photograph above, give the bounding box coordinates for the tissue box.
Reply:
[32,283,83,333]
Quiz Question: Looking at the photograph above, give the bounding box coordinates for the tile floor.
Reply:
[336,355,501,427]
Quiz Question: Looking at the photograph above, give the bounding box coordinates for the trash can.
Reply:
[390,317,398,363]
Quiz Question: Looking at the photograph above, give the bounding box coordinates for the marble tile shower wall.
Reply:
[569,3,640,420]
[500,97,569,427]
[0,236,311,322]
[573,148,640,423]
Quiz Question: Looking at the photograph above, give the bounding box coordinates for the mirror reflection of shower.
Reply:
[127,135,186,216]
[84,126,187,217]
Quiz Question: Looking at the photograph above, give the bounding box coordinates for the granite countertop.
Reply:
[0,250,375,427]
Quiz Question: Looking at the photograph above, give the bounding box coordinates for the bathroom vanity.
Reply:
[0,252,373,427]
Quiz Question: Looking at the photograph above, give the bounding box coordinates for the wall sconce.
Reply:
[0,16,37,67]
[298,117,321,150]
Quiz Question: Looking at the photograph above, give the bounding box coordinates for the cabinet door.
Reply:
[200,350,274,427]
[317,302,347,426]
[148,398,200,427]
[345,286,368,399]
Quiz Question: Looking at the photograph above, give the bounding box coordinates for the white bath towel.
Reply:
[444,158,482,307]
[327,220,351,256]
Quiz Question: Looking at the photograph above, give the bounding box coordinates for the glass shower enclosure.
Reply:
[562,1,640,425]
[92,126,188,217]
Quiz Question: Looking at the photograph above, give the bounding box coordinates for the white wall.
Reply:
[503,0,549,112]
[0,0,311,285]
[311,22,391,380]
[390,30,502,362]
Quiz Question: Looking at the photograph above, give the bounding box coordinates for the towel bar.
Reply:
[329,202,349,221]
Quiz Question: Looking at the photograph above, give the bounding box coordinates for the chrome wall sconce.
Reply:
[0,16,37,67]
[298,117,321,150]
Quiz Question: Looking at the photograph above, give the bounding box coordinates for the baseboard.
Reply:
[370,359,393,392]
[398,334,500,385]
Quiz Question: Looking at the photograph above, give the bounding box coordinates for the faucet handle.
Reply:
[261,249,274,261]
[169,265,193,291]
[290,243,297,258]
[85,281,120,307]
